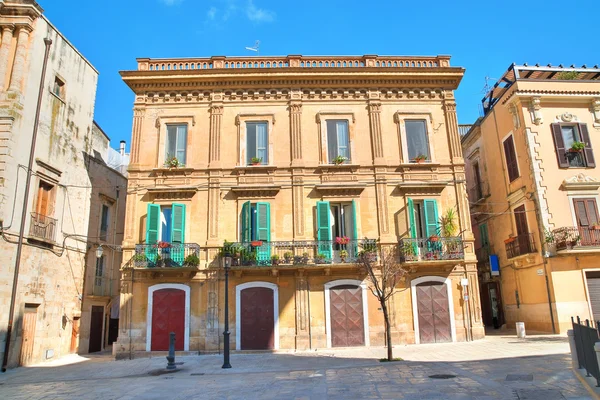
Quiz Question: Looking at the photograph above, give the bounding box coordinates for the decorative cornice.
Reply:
[230,185,281,198]
[147,187,197,201]
[314,184,366,197]
[154,115,195,128]
[316,111,356,124]
[502,89,600,105]
[235,113,276,126]
[396,181,448,194]
[35,158,62,177]
[561,173,600,191]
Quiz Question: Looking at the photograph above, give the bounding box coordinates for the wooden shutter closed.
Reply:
[423,199,439,237]
[255,202,270,242]
[574,199,599,228]
[514,205,529,236]
[579,123,595,167]
[146,204,160,244]
[503,136,519,181]
[551,123,569,168]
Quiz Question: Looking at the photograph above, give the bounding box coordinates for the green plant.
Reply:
[543,228,556,244]
[361,239,378,253]
[402,241,416,256]
[164,155,184,168]
[133,253,147,262]
[438,208,457,237]
[184,254,200,267]
[332,155,347,165]
[283,251,293,261]
[556,71,579,80]
[250,157,263,165]
[315,253,327,262]
[339,250,348,259]
[413,154,427,163]
[570,141,585,151]
[271,254,280,261]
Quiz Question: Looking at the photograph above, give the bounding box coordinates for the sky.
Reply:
[42,0,598,149]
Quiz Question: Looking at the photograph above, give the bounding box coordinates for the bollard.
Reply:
[166,332,176,370]
[516,322,526,338]
[567,329,579,369]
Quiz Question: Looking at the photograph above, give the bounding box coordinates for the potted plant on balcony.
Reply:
[164,155,184,169]
[315,253,327,264]
[339,249,348,263]
[569,235,581,248]
[271,254,280,266]
[283,251,293,264]
[250,157,263,166]
[413,154,427,164]
[335,236,350,248]
[569,141,585,153]
[359,239,378,262]
[241,249,257,266]
[183,254,200,268]
[332,155,347,165]
[591,223,600,230]
[401,241,416,261]
[504,235,516,244]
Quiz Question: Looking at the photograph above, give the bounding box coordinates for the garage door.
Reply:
[416,282,452,344]
[330,285,365,347]
[586,272,600,323]
[240,287,274,350]
[151,289,185,351]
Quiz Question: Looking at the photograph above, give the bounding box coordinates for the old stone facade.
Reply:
[0,1,124,367]
[115,55,484,357]
[462,64,600,333]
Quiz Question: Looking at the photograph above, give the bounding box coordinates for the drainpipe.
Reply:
[2,38,53,372]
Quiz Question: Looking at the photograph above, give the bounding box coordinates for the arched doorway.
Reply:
[236,282,279,350]
[146,284,190,351]
[324,279,370,348]
[411,276,456,344]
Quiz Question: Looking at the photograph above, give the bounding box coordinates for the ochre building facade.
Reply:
[115,55,484,357]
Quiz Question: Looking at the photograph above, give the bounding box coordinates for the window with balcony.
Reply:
[326,120,350,164]
[145,203,187,266]
[574,198,600,246]
[246,122,269,165]
[94,256,104,287]
[30,180,57,242]
[99,204,109,241]
[551,123,595,168]
[316,201,358,259]
[505,205,536,258]
[165,124,187,166]
[503,135,519,182]
[405,120,430,163]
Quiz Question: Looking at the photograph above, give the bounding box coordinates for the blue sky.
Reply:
[43,0,598,148]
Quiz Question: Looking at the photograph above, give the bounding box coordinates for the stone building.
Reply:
[0,1,123,367]
[462,64,600,333]
[115,54,484,357]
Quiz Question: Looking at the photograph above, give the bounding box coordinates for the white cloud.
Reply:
[207,6,218,20]
[160,0,183,5]
[246,0,275,23]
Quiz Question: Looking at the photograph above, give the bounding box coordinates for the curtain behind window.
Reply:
[406,120,429,160]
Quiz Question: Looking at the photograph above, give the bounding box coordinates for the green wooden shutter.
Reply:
[146,204,160,244]
[407,198,417,238]
[255,202,271,264]
[241,201,251,242]
[424,199,440,252]
[351,199,359,256]
[170,203,186,266]
[479,224,489,249]
[316,201,332,259]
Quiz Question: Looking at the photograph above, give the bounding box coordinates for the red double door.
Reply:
[151,289,185,351]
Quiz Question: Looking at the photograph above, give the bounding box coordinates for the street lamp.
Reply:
[222,255,232,369]
[96,245,104,259]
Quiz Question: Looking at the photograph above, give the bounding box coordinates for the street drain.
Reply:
[429,374,457,379]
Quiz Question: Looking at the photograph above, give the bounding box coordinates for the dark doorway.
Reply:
[89,306,104,353]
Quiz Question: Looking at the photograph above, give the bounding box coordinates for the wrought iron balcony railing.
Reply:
[29,212,57,242]
[468,181,489,203]
[222,239,378,267]
[91,277,111,297]
[133,243,201,268]
[475,246,492,266]
[399,237,464,262]
[505,233,537,259]
[552,227,600,250]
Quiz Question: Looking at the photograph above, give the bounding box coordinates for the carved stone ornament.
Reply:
[565,173,598,183]
[561,173,600,191]
[530,97,542,125]
[557,112,576,122]
[592,98,600,124]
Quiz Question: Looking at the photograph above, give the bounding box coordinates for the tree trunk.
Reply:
[381,300,393,361]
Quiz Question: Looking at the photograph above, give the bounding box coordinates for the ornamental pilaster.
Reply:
[592,98,600,125]
[207,177,221,245]
[0,25,15,92]
[530,97,543,125]
[442,98,462,162]
[292,174,305,238]
[367,100,385,164]
[289,101,303,166]
[129,108,144,165]
[8,26,32,93]
[209,104,223,167]
[374,174,390,236]
[294,272,310,350]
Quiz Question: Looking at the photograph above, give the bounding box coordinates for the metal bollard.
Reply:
[166,332,176,370]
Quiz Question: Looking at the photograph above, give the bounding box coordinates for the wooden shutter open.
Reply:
[551,123,569,168]
[503,136,519,181]
[579,123,595,167]
[316,201,332,259]
[423,199,439,237]
[146,204,160,244]
[407,198,417,239]
[241,201,251,242]
[171,203,186,243]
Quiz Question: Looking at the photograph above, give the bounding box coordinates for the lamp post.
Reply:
[222,255,232,369]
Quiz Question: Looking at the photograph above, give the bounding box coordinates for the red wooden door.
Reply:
[416,282,451,343]
[330,285,365,347]
[151,289,185,351]
[240,287,275,350]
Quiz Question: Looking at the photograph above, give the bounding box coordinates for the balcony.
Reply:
[468,181,490,203]
[505,233,537,259]
[475,246,491,266]
[29,212,57,242]
[91,277,112,297]
[222,239,378,267]
[399,237,464,262]
[133,243,201,268]
[552,227,600,251]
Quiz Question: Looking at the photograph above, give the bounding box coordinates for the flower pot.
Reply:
[504,238,515,244]
[429,236,440,242]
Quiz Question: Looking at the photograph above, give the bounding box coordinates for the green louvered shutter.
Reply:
[171,203,186,266]
[255,202,271,264]
[424,199,440,251]
[407,198,418,256]
[241,201,251,243]
[316,201,332,259]
[351,199,359,256]
[146,204,160,263]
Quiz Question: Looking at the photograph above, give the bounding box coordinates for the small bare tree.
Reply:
[357,247,409,361]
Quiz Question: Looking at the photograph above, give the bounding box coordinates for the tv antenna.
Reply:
[481,76,498,95]
[245,40,260,55]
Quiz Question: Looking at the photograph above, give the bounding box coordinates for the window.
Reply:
[94,256,104,287]
[574,198,600,229]
[240,201,271,262]
[52,76,65,98]
[551,123,595,168]
[165,124,187,165]
[146,203,186,245]
[473,161,483,200]
[503,135,519,182]
[35,180,54,217]
[316,200,358,258]
[326,120,350,163]
[99,205,109,241]
[407,198,439,239]
[405,120,430,162]
[246,122,268,165]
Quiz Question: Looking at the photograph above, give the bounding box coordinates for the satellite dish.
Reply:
[245,40,260,54]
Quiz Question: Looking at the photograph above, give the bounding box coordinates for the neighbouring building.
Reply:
[115,54,484,358]
[462,63,600,333]
[0,0,124,368]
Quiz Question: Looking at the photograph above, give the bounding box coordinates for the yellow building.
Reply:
[114,55,484,357]
[462,64,600,333]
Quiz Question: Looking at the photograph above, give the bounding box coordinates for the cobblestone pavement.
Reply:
[0,334,592,399]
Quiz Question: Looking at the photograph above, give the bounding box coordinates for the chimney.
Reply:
[119,140,126,156]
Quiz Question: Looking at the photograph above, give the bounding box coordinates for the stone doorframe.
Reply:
[324,279,370,348]
[146,283,191,352]
[235,281,280,351]
[410,276,457,344]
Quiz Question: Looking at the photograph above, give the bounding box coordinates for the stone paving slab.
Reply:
[0,334,593,399]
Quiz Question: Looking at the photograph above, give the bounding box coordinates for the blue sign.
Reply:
[490,254,500,276]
